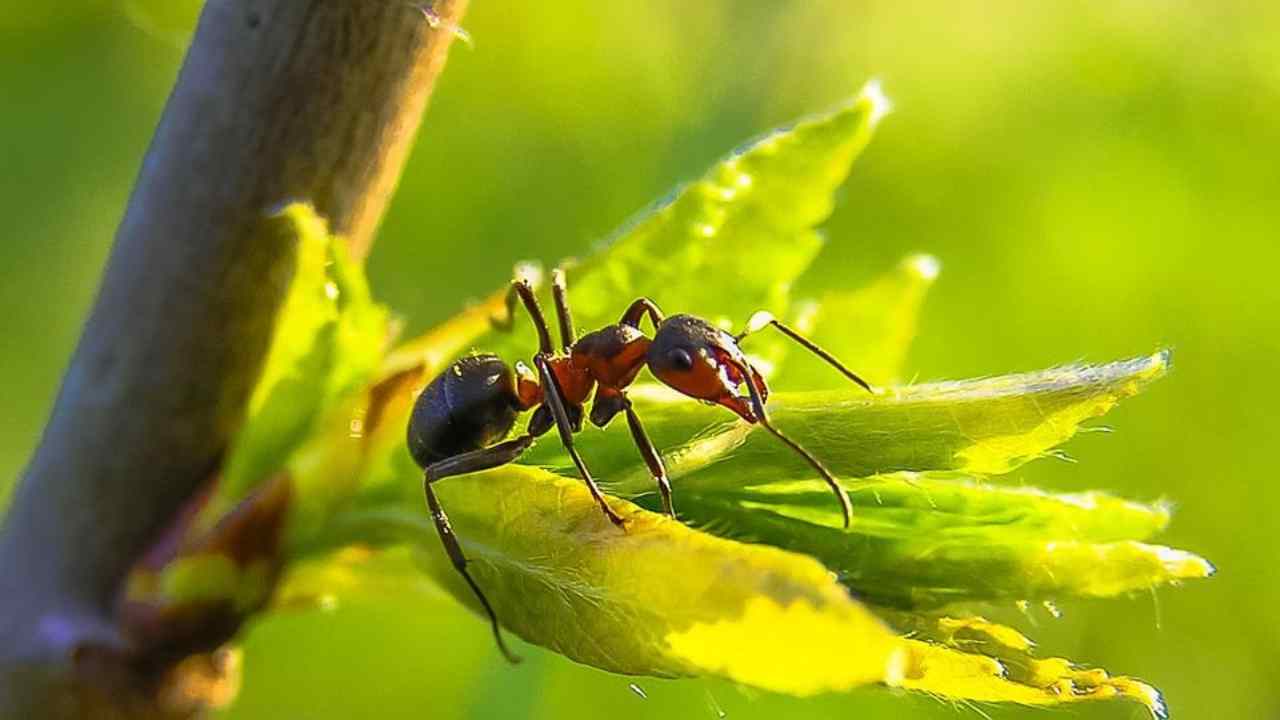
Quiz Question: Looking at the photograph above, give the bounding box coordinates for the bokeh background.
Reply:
[2,1,1277,718]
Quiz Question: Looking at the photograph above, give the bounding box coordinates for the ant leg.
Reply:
[619,298,664,331]
[424,435,535,484]
[534,355,626,527]
[423,482,521,664]
[737,360,855,530]
[550,267,575,351]
[423,436,534,664]
[736,311,873,392]
[621,399,674,517]
[492,277,555,355]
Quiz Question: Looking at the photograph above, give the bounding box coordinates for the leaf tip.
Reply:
[1155,545,1216,580]
[904,253,941,283]
[1151,347,1173,374]
[1111,677,1170,720]
[1126,349,1172,387]
[859,78,893,127]
[1150,688,1171,720]
[264,199,331,252]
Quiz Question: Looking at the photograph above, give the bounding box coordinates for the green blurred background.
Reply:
[2,1,1276,718]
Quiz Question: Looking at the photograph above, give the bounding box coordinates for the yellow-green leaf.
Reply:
[885,614,1168,718]
[480,81,889,365]
[548,352,1170,497]
[323,461,903,694]
[676,476,1211,608]
[215,203,388,519]
[219,204,336,507]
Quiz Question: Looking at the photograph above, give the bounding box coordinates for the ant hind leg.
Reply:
[422,436,534,664]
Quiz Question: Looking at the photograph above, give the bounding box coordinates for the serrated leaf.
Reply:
[214,203,388,518]
[219,206,336,508]
[674,476,1210,609]
[480,81,889,366]
[322,461,903,694]
[325,239,388,400]
[894,638,1167,717]
[882,613,1167,717]
[545,352,1170,497]
[687,351,1171,492]
[558,352,1205,608]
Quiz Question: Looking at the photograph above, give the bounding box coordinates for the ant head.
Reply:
[646,314,767,422]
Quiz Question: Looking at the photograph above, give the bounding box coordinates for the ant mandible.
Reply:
[407,269,873,662]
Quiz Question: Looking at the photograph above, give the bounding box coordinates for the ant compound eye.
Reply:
[668,347,695,371]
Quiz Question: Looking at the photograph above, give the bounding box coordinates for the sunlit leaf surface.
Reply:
[479,80,890,367]
[214,204,388,521]
[581,351,1172,498]
[325,463,902,694]
[675,475,1210,609]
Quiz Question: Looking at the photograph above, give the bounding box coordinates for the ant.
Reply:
[407,269,873,662]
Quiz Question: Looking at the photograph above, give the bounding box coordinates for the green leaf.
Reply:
[325,238,387,401]
[568,351,1206,609]
[213,202,388,525]
[219,205,335,506]
[675,476,1211,609]
[887,614,1168,717]
[718,350,1159,485]
[541,351,1171,496]
[481,80,890,365]
[324,461,903,695]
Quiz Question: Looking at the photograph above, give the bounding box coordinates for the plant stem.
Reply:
[0,1,469,714]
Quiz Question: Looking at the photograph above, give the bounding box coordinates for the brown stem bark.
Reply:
[0,1,468,715]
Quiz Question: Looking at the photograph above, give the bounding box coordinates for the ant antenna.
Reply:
[737,311,874,392]
[736,360,855,529]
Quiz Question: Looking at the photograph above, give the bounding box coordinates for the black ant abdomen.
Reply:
[407,354,523,469]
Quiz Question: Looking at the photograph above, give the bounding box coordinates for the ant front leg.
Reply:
[422,435,534,664]
[534,355,626,528]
